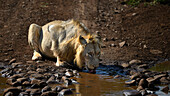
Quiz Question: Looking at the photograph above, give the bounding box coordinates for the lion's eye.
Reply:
[87,52,93,57]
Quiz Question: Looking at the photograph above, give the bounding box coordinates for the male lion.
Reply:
[28,19,101,73]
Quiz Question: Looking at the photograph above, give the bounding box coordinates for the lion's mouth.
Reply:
[88,68,96,73]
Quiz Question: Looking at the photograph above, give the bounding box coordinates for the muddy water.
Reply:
[0,72,9,96]
[70,72,133,96]
[149,61,170,72]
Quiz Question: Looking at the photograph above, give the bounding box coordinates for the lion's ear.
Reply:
[78,35,87,45]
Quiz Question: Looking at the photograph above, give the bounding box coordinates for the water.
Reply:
[0,71,9,96]
[149,61,170,72]
[0,62,170,96]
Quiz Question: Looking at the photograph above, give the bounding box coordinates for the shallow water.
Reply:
[0,62,170,96]
[0,72,9,96]
[149,61,170,72]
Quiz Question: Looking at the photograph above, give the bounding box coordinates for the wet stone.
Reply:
[161,86,169,93]
[9,58,16,65]
[22,81,31,86]
[41,86,52,93]
[41,91,57,96]
[19,92,29,96]
[52,86,65,92]
[29,89,41,96]
[3,87,22,96]
[138,79,148,88]
[4,92,13,96]
[125,80,136,85]
[65,71,73,77]
[123,90,142,96]
[58,89,73,96]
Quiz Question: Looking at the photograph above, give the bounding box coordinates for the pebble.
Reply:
[125,80,136,85]
[4,92,13,96]
[9,58,16,65]
[123,90,142,96]
[19,92,29,96]
[41,86,52,93]
[58,89,73,96]
[3,87,22,96]
[41,91,56,96]
[119,41,126,48]
[129,59,141,65]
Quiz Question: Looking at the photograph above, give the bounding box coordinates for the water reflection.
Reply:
[74,72,132,96]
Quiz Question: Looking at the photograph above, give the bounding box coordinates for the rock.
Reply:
[64,79,72,86]
[46,75,59,84]
[10,74,24,80]
[36,68,45,73]
[39,81,47,88]
[119,41,126,48]
[110,43,116,47]
[138,64,148,69]
[31,83,40,88]
[52,86,65,92]
[138,79,148,88]
[103,38,108,42]
[150,49,162,54]
[41,86,52,93]
[140,89,147,96]
[111,37,115,41]
[12,81,22,87]
[19,92,29,96]
[6,79,14,86]
[41,91,56,96]
[71,79,79,84]
[121,63,130,68]
[17,77,28,84]
[130,73,141,80]
[129,59,141,65]
[28,89,41,96]
[31,79,41,85]
[125,80,136,85]
[146,94,158,96]
[137,86,144,91]
[58,89,73,96]
[161,86,169,93]
[123,90,142,96]
[147,83,160,91]
[4,92,13,96]
[147,74,167,84]
[26,61,34,64]
[9,58,16,65]
[22,81,31,86]
[132,13,137,16]
[65,71,73,77]
[11,62,23,68]
[160,77,169,84]
[0,62,5,69]
[3,87,22,96]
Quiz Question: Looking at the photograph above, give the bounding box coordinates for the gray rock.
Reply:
[19,92,29,96]
[123,90,142,96]
[41,86,52,93]
[9,58,16,65]
[129,59,141,65]
[58,89,73,96]
[4,92,13,96]
[41,91,56,96]
[3,87,22,96]
[125,80,136,85]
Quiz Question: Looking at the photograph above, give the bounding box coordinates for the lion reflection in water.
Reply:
[28,19,101,73]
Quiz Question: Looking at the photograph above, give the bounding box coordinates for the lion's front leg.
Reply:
[56,56,64,66]
[32,50,42,61]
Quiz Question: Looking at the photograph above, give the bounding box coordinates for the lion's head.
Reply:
[75,34,101,73]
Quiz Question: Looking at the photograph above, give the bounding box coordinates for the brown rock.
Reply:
[41,91,56,96]
[9,58,16,65]
[3,87,22,96]
[121,63,130,68]
[58,89,73,96]
[161,86,169,93]
[119,41,126,48]
[41,86,52,93]
[22,81,31,86]
[6,79,14,86]
[129,59,141,65]
[150,49,162,54]
[137,86,144,91]
[125,80,136,85]
[138,79,148,88]
[130,73,140,80]
[4,92,13,96]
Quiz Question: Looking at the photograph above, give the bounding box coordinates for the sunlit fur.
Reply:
[28,19,101,70]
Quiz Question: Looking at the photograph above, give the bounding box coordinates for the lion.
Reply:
[28,19,101,73]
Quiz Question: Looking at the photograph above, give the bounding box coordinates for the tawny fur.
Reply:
[28,19,101,69]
